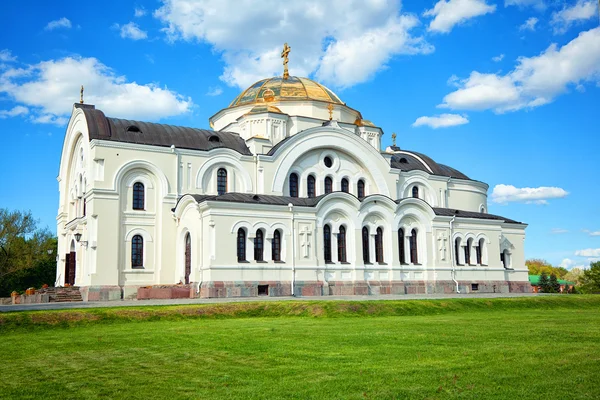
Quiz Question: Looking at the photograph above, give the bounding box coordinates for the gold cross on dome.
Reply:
[392,132,397,146]
[80,85,84,104]
[281,43,291,80]
[327,103,334,120]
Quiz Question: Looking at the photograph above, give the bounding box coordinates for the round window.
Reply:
[324,156,333,168]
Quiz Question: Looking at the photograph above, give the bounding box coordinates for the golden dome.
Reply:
[229,76,344,108]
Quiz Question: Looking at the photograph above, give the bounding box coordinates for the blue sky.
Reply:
[0,0,598,269]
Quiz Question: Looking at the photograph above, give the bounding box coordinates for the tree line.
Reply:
[527,258,600,294]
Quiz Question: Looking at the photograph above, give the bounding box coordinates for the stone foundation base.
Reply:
[73,280,532,301]
[200,281,292,298]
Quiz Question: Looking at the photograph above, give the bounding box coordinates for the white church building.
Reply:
[57,57,530,301]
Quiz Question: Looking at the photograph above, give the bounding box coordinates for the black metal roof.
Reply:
[432,207,523,224]
[174,192,524,224]
[391,150,471,180]
[76,104,252,155]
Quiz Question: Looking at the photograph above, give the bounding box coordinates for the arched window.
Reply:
[184,233,191,284]
[362,227,370,264]
[237,228,246,262]
[465,238,472,265]
[341,178,349,193]
[324,224,332,263]
[289,173,299,198]
[409,229,418,264]
[501,250,510,269]
[217,168,227,195]
[307,175,316,198]
[412,186,419,199]
[476,238,483,265]
[375,227,384,263]
[357,180,365,198]
[131,235,143,268]
[398,228,406,264]
[324,177,333,194]
[454,238,462,265]
[338,226,347,263]
[254,229,264,262]
[272,230,281,262]
[133,182,145,210]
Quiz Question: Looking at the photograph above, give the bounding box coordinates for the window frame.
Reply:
[412,186,419,199]
[217,168,227,195]
[289,173,299,198]
[131,235,144,269]
[237,228,246,262]
[375,227,384,264]
[362,227,370,264]
[324,177,333,194]
[409,229,418,264]
[254,229,264,262]
[357,180,365,198]
[341,178,349,193]
[132,182,145,210]
[337,226,347,263]
[398,228,406,264]
[272,229,282,262]
[307,175,316,198]
[323,224,332,263]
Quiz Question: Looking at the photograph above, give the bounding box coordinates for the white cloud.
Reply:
[551,228,568,234]
[492,54,504,62]
[551,0,597,34]
[412,113,469,128]
[504,0,546,10]
[575,248,600,257]
[490,184,568,204]
[116,22,148,40]
[154,0,433,89]
[583,229,600,236]
[424,0,496,34]
[135,7,147,17]
[206,86,223,96]
[45,17,72,31]
[0,49,17,63]
[519,17,538,31]
[440,27,600,113]
[0,105,29,118]
[559,258,585,270]
[0,56,192,124]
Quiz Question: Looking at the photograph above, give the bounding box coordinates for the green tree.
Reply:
[565,268,584,286]
[0,209,55,296]
[539,272,551,293]
[549,274,561,293]
[579,262,600,294]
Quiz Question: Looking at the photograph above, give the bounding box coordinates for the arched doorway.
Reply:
[184,233,191,284]
[65,240,76,286]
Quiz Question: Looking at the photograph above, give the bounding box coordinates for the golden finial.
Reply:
[392,132,397,146]
[79,85,84,104]
[281,43,291,80]
[327,103,334,120]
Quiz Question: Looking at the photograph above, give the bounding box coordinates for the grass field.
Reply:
[1,296,599,399]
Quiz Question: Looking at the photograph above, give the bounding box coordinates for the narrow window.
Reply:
[324,177,333,194]
[254,229,264,261]
[184,233,191,284]
[338,226,347,263]
[455,238,461,265]
[357,180,365,198]
[412,186,419,199]
[464,239,472,265]
[217,168,227,195]
[341,178,349,193]
[410,229,418,264]
[398,228,405,264]
[237,228,246,262]
[133,182,145,210]
[375,227,384,263]
[272,230,281,262]
[324,224,332,263]
[476,239,483,265]
[307,175,316,198]
[362,227,370,264]
[83,198,86,217]
[289,173,299,198]
[132,235,143,268]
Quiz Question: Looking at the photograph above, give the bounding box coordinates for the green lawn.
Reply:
[1,297,599,399]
